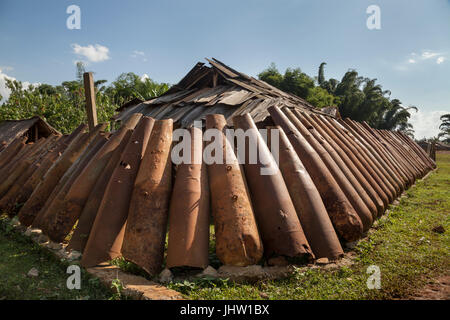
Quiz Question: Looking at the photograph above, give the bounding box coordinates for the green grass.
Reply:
[0,217,114,300]
[167,152,450,300]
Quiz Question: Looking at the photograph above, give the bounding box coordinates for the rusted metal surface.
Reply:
[344,119,407,193]
[18,124,89,227]
[354,121,415,185]
[324,117,397,204]
[374,129,422,180]
[30,124,107,230]
[233,113,314,261]
[39,134,109,241]
[67,130,133,253]
[268,106,363,242]
[293,110,378,222]
[31,125,108,230]
[403,132,437,169]
[361,124,416,185]
[304,113,385,216]
[310,114,389,214]
[396,131,436,170]
[391,131,429,171]
[380,129,426,177]
[282,108,373,232]
[270,126,343,260]
[0,139,30,177]
[0,143,36,198]
[33,133,106,230]
[0,136,27,169]
[13,136,70,214]
[0,138,51,199]
[381,130,425,178]
[316,115,392,207]
[398,131,436,169]
[362,125,414,178]
[205,114,263,266]
[17,137,71,226]
[166,127,210,269]
[81,117,154,267]
[338,119,403,197]
[39,119,141,242]
[122,119,173,275]
[0,135,60,213]
[388,131,429,174]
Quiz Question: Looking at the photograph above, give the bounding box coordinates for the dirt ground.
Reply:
[409,275,450,300]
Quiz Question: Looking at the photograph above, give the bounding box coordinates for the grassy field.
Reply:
[0,220,114,300]
[0,152,448,300]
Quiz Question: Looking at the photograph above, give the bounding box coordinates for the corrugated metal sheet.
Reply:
[113,58,330,128]
[0,116,60,148]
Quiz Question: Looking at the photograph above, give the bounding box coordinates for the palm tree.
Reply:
[380,100,417,132]
[438,113,450,143]
[318,62,326,85]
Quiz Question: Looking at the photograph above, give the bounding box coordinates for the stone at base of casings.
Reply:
[200,265,219,278]
[88,264,183,300]
[164,264,297,284]
[159,268,174,284]
[217,265,295,283]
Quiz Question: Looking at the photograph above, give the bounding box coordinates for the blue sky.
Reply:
[0,0,449,138]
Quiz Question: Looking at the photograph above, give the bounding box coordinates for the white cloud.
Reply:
[409,110,449,139]
[140,74,149,81]
[0,66,14,72]
[398,50,447,70]
[421,51,440,60]
[436,57,446,64]
[0,70,14,100]
[0,69,39,102]
[131,50,144,57]
[131,50,147,62]
[72,44,110,63]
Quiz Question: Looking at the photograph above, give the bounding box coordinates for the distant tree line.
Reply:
[258,62,417,136]
[0,62,169,134]
[1,61,422,137]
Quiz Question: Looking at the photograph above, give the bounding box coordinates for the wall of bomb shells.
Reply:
[0,108,435,275]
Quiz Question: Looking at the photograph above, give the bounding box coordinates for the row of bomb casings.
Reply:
[0,109,435,276]
[0,131,76,215]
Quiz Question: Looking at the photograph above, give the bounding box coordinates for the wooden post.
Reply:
[83,72,98,132]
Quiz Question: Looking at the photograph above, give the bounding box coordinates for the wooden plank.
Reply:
[206,58,239,78]
[83,72,98,132]
[226,78,263,94]
[192,86,229,104]
[218,89,254,106]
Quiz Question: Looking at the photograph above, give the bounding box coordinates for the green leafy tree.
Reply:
[0,66,169,134]
[258,64,314,99]
[257,63,283,89]
[105,72,169,105]
[258,62,417,136]
[281,68,315,99]
[317,65,416,134]
[306,86,340,108]
[318,62,327,86]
